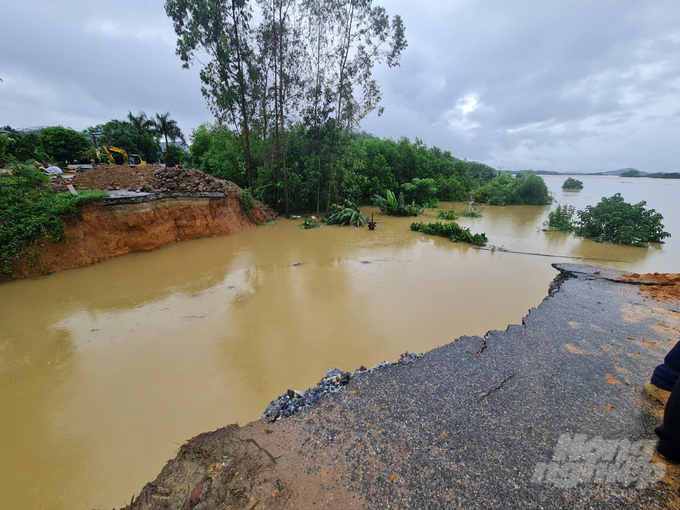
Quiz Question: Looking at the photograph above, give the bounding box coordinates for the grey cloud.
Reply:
[2,0,680,172]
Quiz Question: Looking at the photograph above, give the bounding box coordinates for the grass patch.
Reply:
[1,163,107,274]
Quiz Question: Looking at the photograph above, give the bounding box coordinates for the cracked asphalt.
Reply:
[261,263,680,508]
[126,264,680,509]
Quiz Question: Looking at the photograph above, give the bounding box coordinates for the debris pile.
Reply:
[262,352,423,422]
[141,166,243,195]
[45,164,159,192]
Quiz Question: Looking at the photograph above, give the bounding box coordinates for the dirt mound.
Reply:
[118,424,300,510]
[620,272,680,302]
[71,164,159,190]
[41,165,248,198]
[142,166,243,195]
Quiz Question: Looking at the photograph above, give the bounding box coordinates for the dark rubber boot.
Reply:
[656,376,680,462]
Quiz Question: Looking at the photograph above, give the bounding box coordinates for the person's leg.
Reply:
[651,341,680,391]
[656,376,680,462]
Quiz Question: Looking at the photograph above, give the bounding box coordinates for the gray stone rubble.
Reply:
[261,352,422,421]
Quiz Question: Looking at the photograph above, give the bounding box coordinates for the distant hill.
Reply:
[591,168,647,176]
[501,167,679,178]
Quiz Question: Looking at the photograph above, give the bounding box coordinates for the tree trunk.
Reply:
[279,1,290,219]
[164,133,169,164]
[316,153,321,216]
[231,0,252,188]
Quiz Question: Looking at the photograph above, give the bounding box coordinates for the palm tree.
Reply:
[154,112,185,162]
[127,111,155,134]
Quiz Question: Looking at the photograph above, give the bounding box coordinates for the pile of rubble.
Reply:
[140,166,243,195]
[262,352,423,422]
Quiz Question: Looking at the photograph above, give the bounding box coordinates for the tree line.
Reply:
[0,111,186,167]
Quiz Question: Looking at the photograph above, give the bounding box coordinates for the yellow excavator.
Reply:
[102,146,147,167]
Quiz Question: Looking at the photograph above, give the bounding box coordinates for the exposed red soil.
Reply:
[4,196,272,280]
[118,416,357,510]
[619,272,680,302]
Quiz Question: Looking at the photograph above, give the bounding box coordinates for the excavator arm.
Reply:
[102,146,128,165]
[101,146,147,167]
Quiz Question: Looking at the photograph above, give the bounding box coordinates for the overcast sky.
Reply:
[2,0,680,173]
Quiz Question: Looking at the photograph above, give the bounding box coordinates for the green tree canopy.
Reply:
[39,127,92,163]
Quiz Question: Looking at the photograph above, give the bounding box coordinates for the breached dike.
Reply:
[114,265,680,509]
[4,192,274,280]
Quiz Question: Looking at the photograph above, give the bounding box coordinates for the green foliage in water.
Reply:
[473,172,552,206]
[545,194,669,246]
[0,162,107,274]
[545,204,576,232]
[240,188,262,226]
[437,209,458,220]
[187,123,498,214]
[562,177,584,190]
[322,200,366,227]
[401,178,438,207]
[410,221,488,246]
[301,218,319,229]
[460,204,483,218]
[372,190,422,217]
[575,194,669,246]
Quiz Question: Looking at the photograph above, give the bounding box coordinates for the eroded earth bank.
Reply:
[117,264,680,509]
[5,165,276,280]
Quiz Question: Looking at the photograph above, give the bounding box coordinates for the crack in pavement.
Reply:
[481,372,516,399]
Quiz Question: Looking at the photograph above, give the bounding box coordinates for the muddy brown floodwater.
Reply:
[0,175,678,509]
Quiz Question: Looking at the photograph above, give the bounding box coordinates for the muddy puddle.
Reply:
[0,175,678,509]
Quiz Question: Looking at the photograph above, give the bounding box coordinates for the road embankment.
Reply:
[117,264,680,510]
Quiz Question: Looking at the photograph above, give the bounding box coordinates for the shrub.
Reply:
[574,193,669,246]
[322,200,366,227]
[545,204,576,232]
[437,209,458,220]
[39,127,91,164]
[401,177,437,206]
[460,204,483,218]
[423,198,439,209]
[473,172,552,206]
[372,190,422,217]
[301,218,319,229]
[1,163,107,273]
[562,177,584,190]
[164,144,189,167]
[410,221,488,246]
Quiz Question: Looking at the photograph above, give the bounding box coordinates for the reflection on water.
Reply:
[0,175,678,509]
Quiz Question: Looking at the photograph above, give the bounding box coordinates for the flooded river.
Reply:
[1,175,678,509]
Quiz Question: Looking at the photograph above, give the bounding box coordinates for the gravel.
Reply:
[261,352,422,422]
